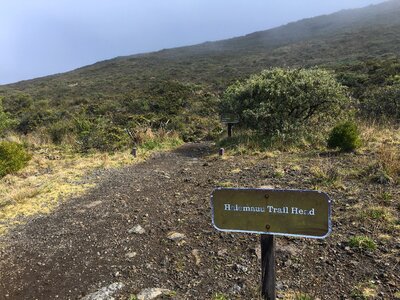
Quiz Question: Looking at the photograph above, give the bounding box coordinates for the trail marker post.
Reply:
[211,188,332,299]
[220,113,239,137]
[125,128,137,158]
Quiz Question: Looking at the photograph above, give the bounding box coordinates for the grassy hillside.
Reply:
[0,0,399,149]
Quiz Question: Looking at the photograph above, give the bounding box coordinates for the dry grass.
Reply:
[376,144,400,181]
[281,291,314,300]
[0,149,133,234]
[351,282,378,299]
[309,160,344,189]
[0,132,183,235]
[359,122,400,148]
[355,123,400,184]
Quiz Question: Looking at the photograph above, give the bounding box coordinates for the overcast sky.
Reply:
[0,0,385,84]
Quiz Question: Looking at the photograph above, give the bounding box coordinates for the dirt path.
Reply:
[0,143,398,299]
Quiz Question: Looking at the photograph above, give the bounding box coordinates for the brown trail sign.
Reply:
[220,113,239,137]
[210,188,332,299]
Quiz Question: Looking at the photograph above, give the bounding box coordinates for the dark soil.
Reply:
[0,143,399,299]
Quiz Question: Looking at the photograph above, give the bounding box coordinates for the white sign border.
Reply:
[211,187,332,239]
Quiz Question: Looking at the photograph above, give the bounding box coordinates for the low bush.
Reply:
[327,121,361,152]
[361,84,400,123]
[74,117,130,153]
[221,67,350,143]
[0,141,32,177]
[48,120,75,144]
[0,98,16,136]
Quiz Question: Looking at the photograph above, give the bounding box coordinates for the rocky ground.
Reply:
[0,143,399,299]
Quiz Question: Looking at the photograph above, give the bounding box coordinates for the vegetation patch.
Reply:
[350,282,378,299]
[220,67,350,145]
[327,121,362,152]
[0,134,183,235]
[360,206,395,223]
[348,236,377,251]
[212,293,229,300]
[309,161,342,188]
[0,141,31,178]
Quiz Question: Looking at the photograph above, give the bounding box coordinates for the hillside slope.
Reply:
[0,0,399,145]
[2,0,399,95]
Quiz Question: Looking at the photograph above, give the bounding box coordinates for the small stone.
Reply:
[276,281,284,290]
[276,244,299,256]
[218,249,228,256]
[167,232,186,241]
[137,288,172,300]
[234,264,248,273]
[81,282,124,300]
[192,249,201,265]
[85,200,103,209]
[284,259,292,267]
[230,284,242,294]
[126,252,137,259]
[128,225,146,235]
[254,246,262,260]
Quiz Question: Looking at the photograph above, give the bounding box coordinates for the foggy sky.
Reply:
[0,0,385,84]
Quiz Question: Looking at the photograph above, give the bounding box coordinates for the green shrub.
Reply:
[0,98,16,136]
[361,83,400,122]
[327,121,361,152]
[221,67,350,142]
[48,120,75,144]
[75,117,129,152]
[0,141,32,177]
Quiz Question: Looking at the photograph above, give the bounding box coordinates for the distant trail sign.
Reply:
[220,113,239,137]
[220,113,239,124]
[211,188,331,238]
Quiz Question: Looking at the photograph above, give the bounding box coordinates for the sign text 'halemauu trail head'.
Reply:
[211,188,331,238]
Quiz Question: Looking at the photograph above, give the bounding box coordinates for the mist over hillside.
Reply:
[1,0,399,94]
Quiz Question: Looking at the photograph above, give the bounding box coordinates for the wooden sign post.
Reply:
[261,234,276,299]
[220,113,239,137]
[211,188,332,299]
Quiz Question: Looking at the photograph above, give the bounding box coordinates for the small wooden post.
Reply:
[261,234,276,300]
[227,123,233,137]
[131,147,137,158]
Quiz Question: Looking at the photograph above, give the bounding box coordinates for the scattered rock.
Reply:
[192,249,201,265]
[81,282,124,300]
[137,288,172,300]
[85,201,103,209]
[218,248,228,256]
[230,284,242,294]
[276,244,299,256]
[253,246,262,260]
[125,252,137,259]
[128,225,146,235]
[167,232,186,241]
[234,264,248,273]
[258,185,275,189]
[284,259,292,267]
[276,281,284,290]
